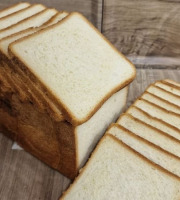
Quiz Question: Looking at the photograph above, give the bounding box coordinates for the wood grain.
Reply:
[0,0,103,30]
[102,0,180,66]
[0,68,179,200]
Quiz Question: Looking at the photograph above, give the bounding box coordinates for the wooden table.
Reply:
[0,1,179,199]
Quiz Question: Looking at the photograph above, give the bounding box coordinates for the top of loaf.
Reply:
[9,12,136,125]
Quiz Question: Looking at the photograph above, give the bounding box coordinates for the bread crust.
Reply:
[108,123,180,170]
[60,134,180,199]
[127,105,180,138]
[9,12,136,126]
[0,2,30,18]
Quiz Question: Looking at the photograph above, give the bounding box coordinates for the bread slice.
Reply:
[155,81,180,97]
[0,4,46,30]
[147,85,180,107]
[61,134,180,200]
[134,99,180,129]
[9,12,136,125]
[126,106,180,141]
[163,79,180,89]
[0,8,58,40]
[141,91,180,115]
[117,113,180,158]
[44,11,69,26]
[0,12,68,121]
[107,124,180,178]
[0,2,30,18]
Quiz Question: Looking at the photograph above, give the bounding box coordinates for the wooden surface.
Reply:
[0,1,180,199]
[102,0,180,66]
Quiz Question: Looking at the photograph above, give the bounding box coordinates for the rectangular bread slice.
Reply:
[61,134,180,200]
[126,106,180,141]
[9,12,136,126]
[147,85,180,107]
[163,79,180,89]
[117,113,180,158]
[154,81,180,97]
[134,99,180,129]
[0,12,68,121]
[0,8,58,40]
[0,4,46,30]
[107,124,180,178]
[0,3,30,18]
[141,91,180,115]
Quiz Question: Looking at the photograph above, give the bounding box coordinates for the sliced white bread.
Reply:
[117,113,180,158]
[163,79,180,89]
[44,11,69,26]
[61,134,180,200]
[147,85,180,107]
[0,12,69,121]
[0,8,58,40]
[0,4,46,30]
[107,124,180,178]
[141,91,180,115]
[9,12,136,125]
[134,99,180,129]
[0,2,30,18]
[126,106,180,141]
[155,81,180,97]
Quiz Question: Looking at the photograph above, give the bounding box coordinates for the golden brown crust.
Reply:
[0,91,77,179]
[142,91,180,111]
[127,105,180,136]
[9,12,136,126]
[60,134,180,199]
[109,123,180,165]
[0,8,50,33]
[160,80,180,91]
[118,113,180,147]
[163,79,180,90]
[0,2,31,18]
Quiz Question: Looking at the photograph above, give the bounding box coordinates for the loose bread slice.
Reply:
[134,99,180,129]
[0,2,30,18]
[117,113,180,158]
[126,106,180,141]
[0,4,46,30]
[107,124,180,178]
[61,134,180,200]
[0,8,58,40]
[155,81,180,97]
[147,85,180,107]
[141,91,180,115]
[9,12,136,125]
[163,79,180,89]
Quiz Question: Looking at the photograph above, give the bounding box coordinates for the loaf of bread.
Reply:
[0,3,135,179]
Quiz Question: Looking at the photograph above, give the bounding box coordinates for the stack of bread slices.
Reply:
[0,2,136,179]
[61,79,180,200]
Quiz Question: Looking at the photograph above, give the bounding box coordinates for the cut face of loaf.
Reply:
[9,12,136,125]
[134,99,180,129]
[126,106,180,141]
[0,4,46,30]
[163,79,180,89]
[141,92,180,115]
[0,2,30,18]
[107,124,180,178]
[61,135,180,200]
[117,114,180,158]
